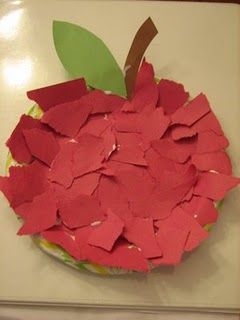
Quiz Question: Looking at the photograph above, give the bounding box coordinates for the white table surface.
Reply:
[1,0,240,318]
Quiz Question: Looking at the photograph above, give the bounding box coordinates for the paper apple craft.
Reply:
[0,18,239,274]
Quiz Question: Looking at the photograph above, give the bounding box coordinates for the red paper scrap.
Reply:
[124,217,162,258]
[78,117,111,137]
[194,172,240,200]
[171,126,197,141]
[15,190,57,235]
[6,161,49,208]
[153,227,189,266]
[27,78,88,111]
[53,172,100,203]
[42,226,80,260]
[181,196,218,226]
[59,194,105,228]
[157,79,189,115]
[88,211,124,251]
[97,175,130,221]
[49,142,75,188]
[114,112,140,133]
[76,227,149,271]
[73,134,104,178]
[192,151,232,175]
[111,132,147,166]
[41,99,92,138]
[23,128,60,166]
[196,131,229,154]
[140,108,170,141]
[79,89,125,114]
[6,115,43,164]
[171,93,210,126]
[191,111,224,136]
[101,127,116,159]
[152,136,197,163]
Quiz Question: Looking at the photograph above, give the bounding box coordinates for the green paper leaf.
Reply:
[53,21,126,96]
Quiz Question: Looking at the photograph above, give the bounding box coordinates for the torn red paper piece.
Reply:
[73,134,104,178]
[194,172,240,200]
[7,161,49,208]
[135,60,155,91]
[114,112,140,133]
[157,79,189,115]
[78,117,111,137]
[53,172,100,203]
[171,126,197,141]
[151,136,197,163]
[59,194,105,228]
[15,190,57,235]
[111,132,147,166]
[171,93,210,126]
[101,126,116,159]
[191,111,224,135]
[49,142,75,188]
[0,176,13,203]
[192,151,232,175]
[41,99,92,138]
[76,227,149,271]
[97,175,131,221]
[42,226,80,260]
[153,227,189,265]
[150,165,197,219]
[88,211,124,251]
[23,128,60,166]
[78,89,125,114]
[27,78,88,111]
[181,196,218,226]
[140,108,170,141]
[6,115,43,164]
[124,217,162,258]
[196,130,229,154]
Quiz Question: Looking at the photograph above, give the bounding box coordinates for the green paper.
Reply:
[53,21,126,96]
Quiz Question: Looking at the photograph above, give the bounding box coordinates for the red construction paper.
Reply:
[88,211,124,251]
[194,172,240,200]
[171,93,210,126]
[41,99,92,138]
[6,161,49,208]
[101,127,116,159]
[73,134,104,178]
[78,117,111,137]
[76,227,149,271]
[59,194,105,228]
[140,108,170,141]
[124,217,162,258]
[115,166,157,218]
[171,126,197,141]
[23,128,60,166]
[151,136,197,163]
[114,112,140,133]
[97,175,130,221]
[181,195,218,226]
[27,78,88,111]
[153,227,189,265]
[6,115,43,164]
[53,172,100,203]
[111,132,147,166]
[79,89,125,114]
[192,151,232,175]
[15,190,57,235]
[191,110,224,135]
[42,226,80,260]
[157,79,189,115]
[49,142,75,188]
[196,131,229,154]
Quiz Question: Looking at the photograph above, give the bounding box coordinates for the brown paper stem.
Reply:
[124,17,158,99]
